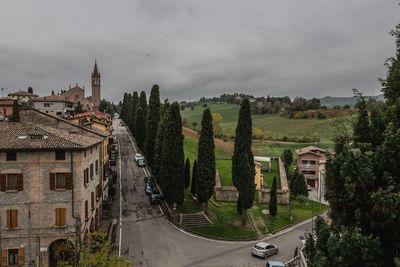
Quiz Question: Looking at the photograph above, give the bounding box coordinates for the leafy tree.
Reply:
[190,160,197,196]
[212,113,223,136]
[8,100,20,122]
[27,87,33,94]
[224,127,234,138]
[184,158,191,188]
[99,99,109,112]
[74,101,84,114]
[232,98,255,226]
[304,233,316,265]
[134,107,146,149]
[294,173,308,197]
[281,150,293,176]
[352,89,372,147]
[159,102,184,205]
[254,126,264,140]
[58,233,130,267]
[196,108,216,215]
[269,177,277,216]
[144,85,161,169]
[139,90,147,118]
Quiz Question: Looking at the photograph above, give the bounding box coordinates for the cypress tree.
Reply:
[9,100,20,122]
[190,160,197,196]
[27,87,33,94]
[269,177,277,216]
[184,158,191,188]
[232,98,255,226]
[294,173,308,197]
[121,92,128,122]
[281,150,293,176]
[144,85,161,169]
[160,102,184,205]
[134,107,146,150]
[352,89,372,146]
[196,108,215,215]
[154,103,169,186]
[139,91,148,119]
[129,92,138,135]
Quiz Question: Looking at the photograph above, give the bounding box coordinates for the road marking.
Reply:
[117,122,123,257]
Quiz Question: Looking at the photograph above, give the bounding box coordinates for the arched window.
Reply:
[91,192,94,210]
[85,201,88,219]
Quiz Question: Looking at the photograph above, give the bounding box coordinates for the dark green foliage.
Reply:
[144,85,160,169]
[154,103,169,183]
[294,173,308,197]
[8,100,20,122]
[269,177,277,216]
[196,108,216,214]
[121,93,128,122]
[51,90,55,95]
[139,91,147,118]
[134,107,146,150]
[304,233,315,265]
[99,99,116,115]
[184,158,191,188]
[232,98,255,225]
[190,160,197,195]
[74,101,83,114]
[27,87,33,94]
[281,150,293,175]
[129,92,139,135]
[352,89,372,146]
[159,102,184,205]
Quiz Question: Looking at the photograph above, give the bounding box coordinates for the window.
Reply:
[84,169,89,186]
[6,210,18,229]
[55,208,66,227]
[55,151,66,160]
[6,152,16,161]
[6,174,17,191]
[91,192,94,210]
[44,103,50,107]
[85,201,88,220]
[8,249,18,265]
[95,160,99,174]
[56,173,66,189]
[90,164,94,180]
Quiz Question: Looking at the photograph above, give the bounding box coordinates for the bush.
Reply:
[317,112,327,119]
[333,105,341,109]
[282,136,288,141]
[180,105,185,111]
[320,105,327,110]
[202,103,208,108]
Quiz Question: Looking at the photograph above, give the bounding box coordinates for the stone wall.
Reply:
[214,158,290,204]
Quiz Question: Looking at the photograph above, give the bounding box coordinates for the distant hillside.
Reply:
[319,94,384,108]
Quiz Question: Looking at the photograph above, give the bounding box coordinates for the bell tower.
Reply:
[91,60,101,110]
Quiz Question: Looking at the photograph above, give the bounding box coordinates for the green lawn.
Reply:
[184,135,230,164]
[262,161,281,189]
[182,102,354,144]
[216,160,232,186]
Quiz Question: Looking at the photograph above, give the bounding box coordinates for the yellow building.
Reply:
[8,91,38,103]
[254,161,264,189]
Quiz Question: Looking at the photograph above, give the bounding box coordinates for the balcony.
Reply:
[301,164,316,169]
[304,174,317,180]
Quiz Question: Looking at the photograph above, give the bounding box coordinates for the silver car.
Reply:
[251,242,278,258]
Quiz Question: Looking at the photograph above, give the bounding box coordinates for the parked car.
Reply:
[149,188,161,205]
[120,121,125,126]
[307,185,312,191]
[144,176,155,185]
[134,153,144,162]
[266,261,285,267]
[251,242,278,258]
[137,158,145,167]
[110,158,116,166]
[145,183,152,195]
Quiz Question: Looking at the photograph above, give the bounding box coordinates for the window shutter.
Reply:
[50,173,55,190]
[18,248,24,266]
[12,210,18,228]
[61,208,66,226]
[6,210,11,229]
[17,174,23,191]
[1,249,7,266]
[55,208,60,227]
[0,174,6,192]
[65,173,72,190]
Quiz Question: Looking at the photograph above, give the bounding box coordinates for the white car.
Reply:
[134,153,144,162]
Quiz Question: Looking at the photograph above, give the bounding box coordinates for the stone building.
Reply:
[8,91,38,105]
[0,122,103,266]
[295,146,328,188]
[0,98,14,121]
[33,95,74,117]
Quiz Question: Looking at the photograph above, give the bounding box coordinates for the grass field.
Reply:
[262,161,281,189]
[182,102,354,145]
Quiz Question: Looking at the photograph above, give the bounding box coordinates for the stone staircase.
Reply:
[181,212,213,228]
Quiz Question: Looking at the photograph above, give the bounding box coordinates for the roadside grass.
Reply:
[176,190,203,214]
[216,160,232,186]
[261,161,281,189]
[182,102,354,144]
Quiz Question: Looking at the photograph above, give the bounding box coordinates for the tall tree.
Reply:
[144,85,161,169]
[159,102,185,205]
[184,158,191,188]
[190,160,197,196]
[130,92,139,135]
[8,100,20,122]
[154,103,169,183]
[74,101,83,114]
[352,89,372,147]
[281,150,293,176]
[139,91,148,118]
[232,98,255,226]
[27,87,33,94]
[196,108,216,215]
[134,107,146,150]
[269,177,277,216]
[121,92,128,122]
[294,173,308,197]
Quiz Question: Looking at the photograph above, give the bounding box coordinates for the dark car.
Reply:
[110,158,116,166]
[145,183,152,195]
[149,193,161,205]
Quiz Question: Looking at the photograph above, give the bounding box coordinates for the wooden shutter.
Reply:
[55,208,60,226]
[18,248,24,266]
[6,210,11,229]
[49,173,55,190]
[0,174,6,192]
[65,173,72,190]
[12,210,18,228]
[1,249,7,266]
[17,174,23,191]
[61,208,66,226]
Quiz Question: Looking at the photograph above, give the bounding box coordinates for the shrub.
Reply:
[333,105,341,109]
[202,103,208,108]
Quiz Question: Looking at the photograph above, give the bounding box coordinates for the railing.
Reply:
[301,164,316,169]
[304,174,317,179]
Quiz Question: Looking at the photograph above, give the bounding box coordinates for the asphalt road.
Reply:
[113,119,313,267]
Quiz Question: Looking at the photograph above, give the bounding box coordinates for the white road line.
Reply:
[117,123,123,257]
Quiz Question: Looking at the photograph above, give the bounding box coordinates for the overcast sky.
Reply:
[0,1,398,103]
